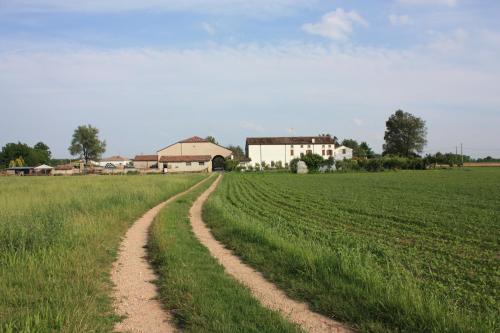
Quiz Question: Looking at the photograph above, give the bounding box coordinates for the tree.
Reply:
[383,110,427,157]
[227,145,245,159]
[69,125,106,165]
[0,142,51,168]
[205,136,218,144]
[359,142,375,159]
[34,142,52,160]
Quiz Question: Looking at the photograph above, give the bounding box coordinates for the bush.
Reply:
[336,159,360,171]
[289,158,300,173]
[224,159,239,172]
[301,153,324,172]
[365,158,383,172]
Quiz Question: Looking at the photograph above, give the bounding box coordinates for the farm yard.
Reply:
[0,174,205,332]
[203,168,500,332]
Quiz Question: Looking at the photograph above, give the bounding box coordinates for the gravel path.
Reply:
[111,177,209,333]
[189,175,354,333]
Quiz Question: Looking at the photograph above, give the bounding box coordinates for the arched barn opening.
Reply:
[212,155,225,171]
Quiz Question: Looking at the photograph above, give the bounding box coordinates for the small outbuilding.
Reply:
[34,164,54,175]
[6,166,34,175]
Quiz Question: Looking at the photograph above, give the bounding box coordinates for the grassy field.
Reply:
[203,168,499,332]
[0,174,205,333]
[149,175,302,333]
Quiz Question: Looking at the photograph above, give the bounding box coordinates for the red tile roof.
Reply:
[246,136,336,145]
[133,155,158,161]
[178,136,208,143]
[159,155,212,163]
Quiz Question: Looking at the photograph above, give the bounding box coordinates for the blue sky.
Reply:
[1,0,499,158]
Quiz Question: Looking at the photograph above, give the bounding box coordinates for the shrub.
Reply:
[224,159,239,172]
[289,158,300,173]
[301,153,324,172]
[365,158,383,172]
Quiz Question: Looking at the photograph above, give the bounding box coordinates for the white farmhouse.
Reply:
[245,136,353,167]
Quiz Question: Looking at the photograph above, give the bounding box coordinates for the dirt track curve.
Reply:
[111,176,209,333]
[189,175,354,333]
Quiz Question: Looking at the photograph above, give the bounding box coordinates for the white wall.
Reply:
[334,146,353,160]
[248,143,336,167]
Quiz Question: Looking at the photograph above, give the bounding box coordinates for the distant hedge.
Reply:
[336,156,428,172]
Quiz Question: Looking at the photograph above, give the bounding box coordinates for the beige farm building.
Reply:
[133,136,232,173]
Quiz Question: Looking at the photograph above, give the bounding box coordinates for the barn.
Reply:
[133,136,233,173]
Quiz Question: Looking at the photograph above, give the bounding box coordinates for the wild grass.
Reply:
[0,174,205,333]
[148,175,302,333]
[203,168,500,332]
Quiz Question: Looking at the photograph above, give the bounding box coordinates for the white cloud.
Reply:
[397,0,457,6]
[389,14,412,26]
[302,9,368,41]
[202,22,216,35]
[0,34,499,157]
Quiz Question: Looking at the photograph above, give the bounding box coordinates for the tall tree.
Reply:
[383,110,427,157]
[359,142,375,158]
[205,136,218,144]
[227,145,245,159]
[34,142,52,160]
[69,125,106,165]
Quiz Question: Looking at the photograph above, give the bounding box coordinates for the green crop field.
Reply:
[0,174,205,333]
[203,169,500,333]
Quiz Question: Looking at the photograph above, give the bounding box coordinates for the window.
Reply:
[300,145,304,148]
[328,144,331,148]
[306,150,312,155]
[322,145,325,148]
[322,150,325,156]
[327,150,333,156]
[290,150,294,156]
[199,162,205,166]
[307,145,311,148]
[342,149,346,154]
[290,145,294,148]
[186,162,191,166]
[300,153,304,158]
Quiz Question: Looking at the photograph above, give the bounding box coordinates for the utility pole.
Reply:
[460,143,463,166]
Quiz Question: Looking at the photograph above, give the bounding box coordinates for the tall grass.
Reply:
[148,175,302,333]
[0,174,205,333]
[203,169,500,332]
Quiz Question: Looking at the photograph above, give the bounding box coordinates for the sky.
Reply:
[1,0,499,158]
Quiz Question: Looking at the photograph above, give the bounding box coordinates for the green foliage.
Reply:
[69,124,106,165]
[0,174,205,332]
[224,158,239,171]
[0,142,51,168]
[359,142,375,158]
[227,145,245,159]
[383,110,427,157]
[205,136,218,144]
[204,171,500,332]
[301,153,324,172]
[149,177,301,333]
[476,156,500,162]
[424,152,469,167]
[289,158,300,173]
